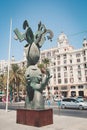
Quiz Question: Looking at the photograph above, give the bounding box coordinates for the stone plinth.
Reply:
[16,108,53,127]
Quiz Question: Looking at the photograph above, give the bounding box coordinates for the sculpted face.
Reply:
[25,65,42,84]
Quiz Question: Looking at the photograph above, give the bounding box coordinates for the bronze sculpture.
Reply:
[14,20,53,109]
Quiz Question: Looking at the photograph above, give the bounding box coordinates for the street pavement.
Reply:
[0,109,87,130]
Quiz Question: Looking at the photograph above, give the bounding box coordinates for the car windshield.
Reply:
[76,97,84,101]
[79,100,84,102]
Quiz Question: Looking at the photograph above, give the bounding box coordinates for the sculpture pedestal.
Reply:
[16,108,53,127]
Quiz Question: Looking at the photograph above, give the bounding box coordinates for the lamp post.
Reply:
[6,19,12,112]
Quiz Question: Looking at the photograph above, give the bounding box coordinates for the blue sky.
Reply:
[0,0,87,61]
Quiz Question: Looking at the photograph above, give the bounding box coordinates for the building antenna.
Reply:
[68,30,87,37]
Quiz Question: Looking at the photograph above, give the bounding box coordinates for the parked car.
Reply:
[76,96,84,102]
[61,97,87,110]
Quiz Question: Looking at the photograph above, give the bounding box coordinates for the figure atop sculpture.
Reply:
[14,20,53,109]
[14,20,53,66]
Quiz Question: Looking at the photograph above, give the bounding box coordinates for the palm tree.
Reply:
[38,58,50,73]
[37,63,46,74]
[42,58,50,68]
[0,74,7,94]
[39,58,51,99]
[9,64,25,101]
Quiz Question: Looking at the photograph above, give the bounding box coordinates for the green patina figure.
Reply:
[25,65,52,109]
[14,20,53,109]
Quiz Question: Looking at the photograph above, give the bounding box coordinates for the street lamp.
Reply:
[6,19,12,112]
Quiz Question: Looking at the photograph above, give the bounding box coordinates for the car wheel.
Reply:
[79,105,83,110]
[61,104,65,109]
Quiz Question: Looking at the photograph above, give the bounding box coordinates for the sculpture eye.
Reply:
[39,74,42,77]
[32,68,37,71]
[27,74,30,77]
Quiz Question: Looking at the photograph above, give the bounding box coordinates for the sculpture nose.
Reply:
[37,74,42,81]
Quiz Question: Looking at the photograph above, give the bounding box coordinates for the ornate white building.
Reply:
[0,32,87,98]
[40,32,87,98]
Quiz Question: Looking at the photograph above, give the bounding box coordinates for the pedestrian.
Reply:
[47,98,51,108]
[57,93,62,114]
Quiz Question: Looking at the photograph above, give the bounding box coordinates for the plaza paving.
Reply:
[0,109,87,130]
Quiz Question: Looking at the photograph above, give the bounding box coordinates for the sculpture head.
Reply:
[25,65,42,86]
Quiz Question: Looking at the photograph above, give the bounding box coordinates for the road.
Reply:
[0,102,87,118]
[53,107,87,118]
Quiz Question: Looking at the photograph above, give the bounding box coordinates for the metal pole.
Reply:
[6,19,12,112]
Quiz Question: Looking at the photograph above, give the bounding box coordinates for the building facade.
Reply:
[0,60,8,75]
[40,32,87,98]
[0,32,87,98]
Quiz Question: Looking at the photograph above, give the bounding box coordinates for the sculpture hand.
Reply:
[46,69,52,79]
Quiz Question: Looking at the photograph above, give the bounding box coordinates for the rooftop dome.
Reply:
[58,32,69,46]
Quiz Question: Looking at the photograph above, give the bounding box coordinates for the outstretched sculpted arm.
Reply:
[41,69,52,90]
[14,20,34,45]
[14,28,25,42]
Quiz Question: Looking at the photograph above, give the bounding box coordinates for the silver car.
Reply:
[61,98,87,110]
